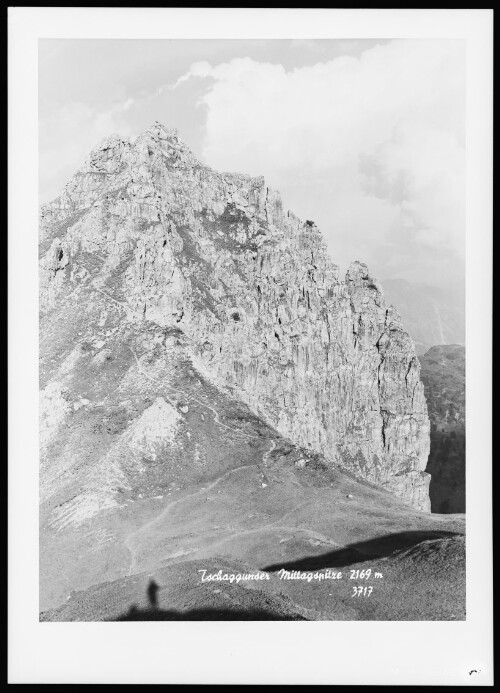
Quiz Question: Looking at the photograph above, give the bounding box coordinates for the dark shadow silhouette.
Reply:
[112,606,306,621]
[426,428,466,513]
[111,579,307,621]
[262,530,460,572]
[147,579,159,608]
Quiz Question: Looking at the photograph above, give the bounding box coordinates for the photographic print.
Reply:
[8,7,493,686]
[38,36,468,623]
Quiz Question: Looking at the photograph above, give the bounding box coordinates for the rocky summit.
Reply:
[39,123,461,621]
[41,122,430,510]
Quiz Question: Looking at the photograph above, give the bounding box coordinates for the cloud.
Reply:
[175,40,465,287]
[170,61,215,89]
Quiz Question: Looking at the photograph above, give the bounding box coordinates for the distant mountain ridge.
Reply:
[420,345,465,513]
[381,278,464,356]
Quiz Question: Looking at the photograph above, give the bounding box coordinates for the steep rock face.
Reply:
[40,122,430,511]
[420,345,465,513]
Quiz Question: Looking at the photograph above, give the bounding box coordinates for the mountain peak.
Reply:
[39,124,465,622]
[146,120,179,139]
[40,125,431,514]
[135,121,201,168]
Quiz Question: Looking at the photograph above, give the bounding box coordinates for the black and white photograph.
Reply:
[9,7,493,685]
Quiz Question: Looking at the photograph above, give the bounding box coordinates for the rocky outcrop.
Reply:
[420,345,465,513]
[40,122,431,511]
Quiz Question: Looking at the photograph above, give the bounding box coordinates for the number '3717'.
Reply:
[352,585,373,597]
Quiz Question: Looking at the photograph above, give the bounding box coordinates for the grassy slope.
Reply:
[39,250,465,622]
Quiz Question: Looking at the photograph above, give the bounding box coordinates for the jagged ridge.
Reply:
[40,121,431,511]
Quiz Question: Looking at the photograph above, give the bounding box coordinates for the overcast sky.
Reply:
[39,39,465,291]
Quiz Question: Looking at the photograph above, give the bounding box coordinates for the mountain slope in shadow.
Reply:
[263,530,459,572]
